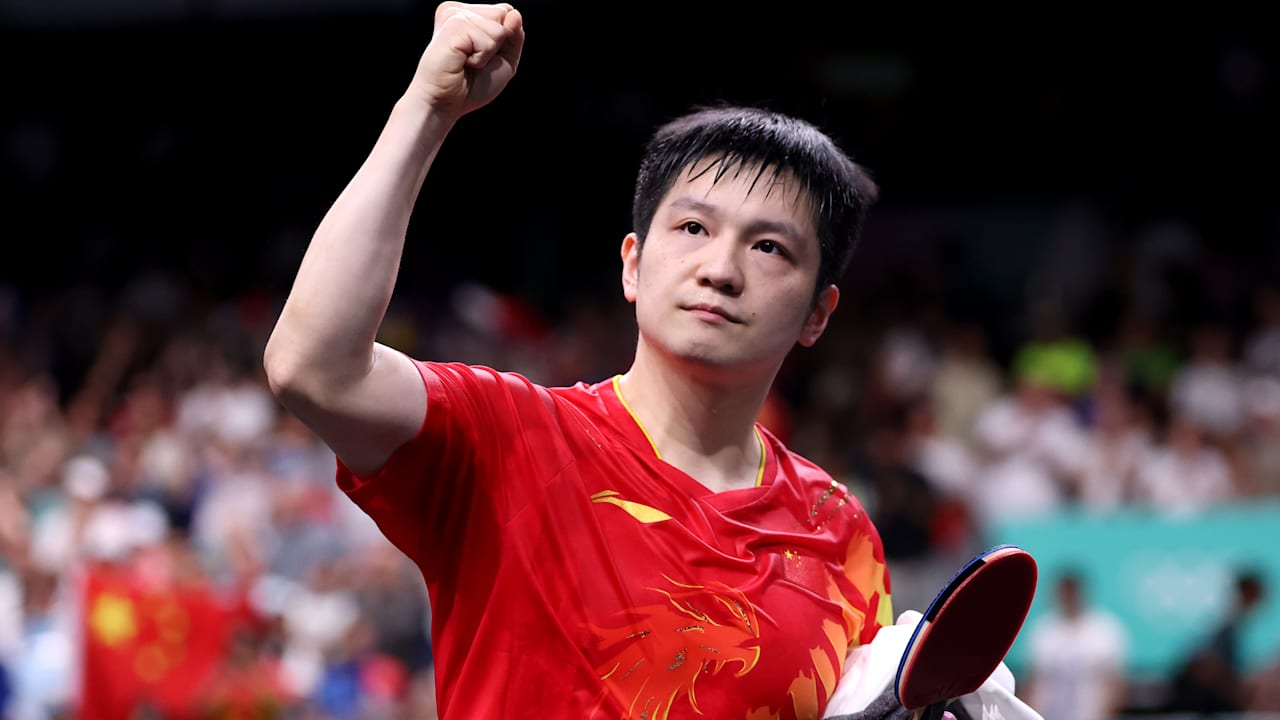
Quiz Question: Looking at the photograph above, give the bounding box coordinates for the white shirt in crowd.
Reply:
[1028,608,1129,720]
[970,396,1088,525]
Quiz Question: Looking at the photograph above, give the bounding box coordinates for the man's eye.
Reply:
[681,221,706,235]
[756,240,783,255]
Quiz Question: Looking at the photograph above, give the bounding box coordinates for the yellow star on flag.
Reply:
[90,592,138,647]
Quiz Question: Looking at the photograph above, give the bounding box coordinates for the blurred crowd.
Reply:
[0,280,447,718]
[2,214,1280,718]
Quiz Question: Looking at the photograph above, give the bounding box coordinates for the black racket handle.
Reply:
[916,702,947,720]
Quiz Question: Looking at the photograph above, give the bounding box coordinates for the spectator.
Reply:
[1026,570,1130,720]
[1164,570,1267,714]
[969,363,1088,526]
[1133,413,1236,516]
[929,322,1003,450]
[1168,323,1247,444]
[1073,366,1153,512]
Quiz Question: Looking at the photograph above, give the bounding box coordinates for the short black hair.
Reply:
[631,104,878,299]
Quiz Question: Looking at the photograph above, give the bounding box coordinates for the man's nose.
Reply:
[694,239,744,296]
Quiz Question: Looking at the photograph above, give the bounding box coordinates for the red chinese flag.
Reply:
[76,563,241,720]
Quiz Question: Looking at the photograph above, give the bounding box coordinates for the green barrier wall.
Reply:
[988,501,1280,680]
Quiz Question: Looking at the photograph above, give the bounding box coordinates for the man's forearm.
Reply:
[264,96,455,392]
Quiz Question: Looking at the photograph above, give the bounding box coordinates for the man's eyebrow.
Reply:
[743,218,806,245]
[667,197,721,217]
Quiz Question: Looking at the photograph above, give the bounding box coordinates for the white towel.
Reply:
[823,610,1044,720]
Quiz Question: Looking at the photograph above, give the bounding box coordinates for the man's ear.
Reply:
[798,285,839,347]
[621,232,640,303]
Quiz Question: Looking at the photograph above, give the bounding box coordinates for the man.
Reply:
[1025,570,1129,720]
[1164,571,1266,714]
[264,3,893,717]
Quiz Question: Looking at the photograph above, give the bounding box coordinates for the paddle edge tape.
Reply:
[894,544,1038,710]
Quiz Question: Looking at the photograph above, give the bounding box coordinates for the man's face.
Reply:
[621,160,838,380]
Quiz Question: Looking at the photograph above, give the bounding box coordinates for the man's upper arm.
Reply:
[279,343,428,477]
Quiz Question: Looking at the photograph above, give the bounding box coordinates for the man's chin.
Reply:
[669,350,772,384]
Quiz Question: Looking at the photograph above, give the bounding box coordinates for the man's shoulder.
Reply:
[417,361,605,401]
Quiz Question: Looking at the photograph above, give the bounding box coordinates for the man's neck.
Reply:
[618,348,774,493]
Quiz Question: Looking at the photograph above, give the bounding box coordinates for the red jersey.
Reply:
[337,361,893,720]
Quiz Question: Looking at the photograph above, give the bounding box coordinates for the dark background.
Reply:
[3,1,1278,355]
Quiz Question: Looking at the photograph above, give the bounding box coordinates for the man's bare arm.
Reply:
[263,2,524,475]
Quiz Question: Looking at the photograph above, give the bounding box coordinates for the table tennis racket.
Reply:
[894,544,1038,720]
